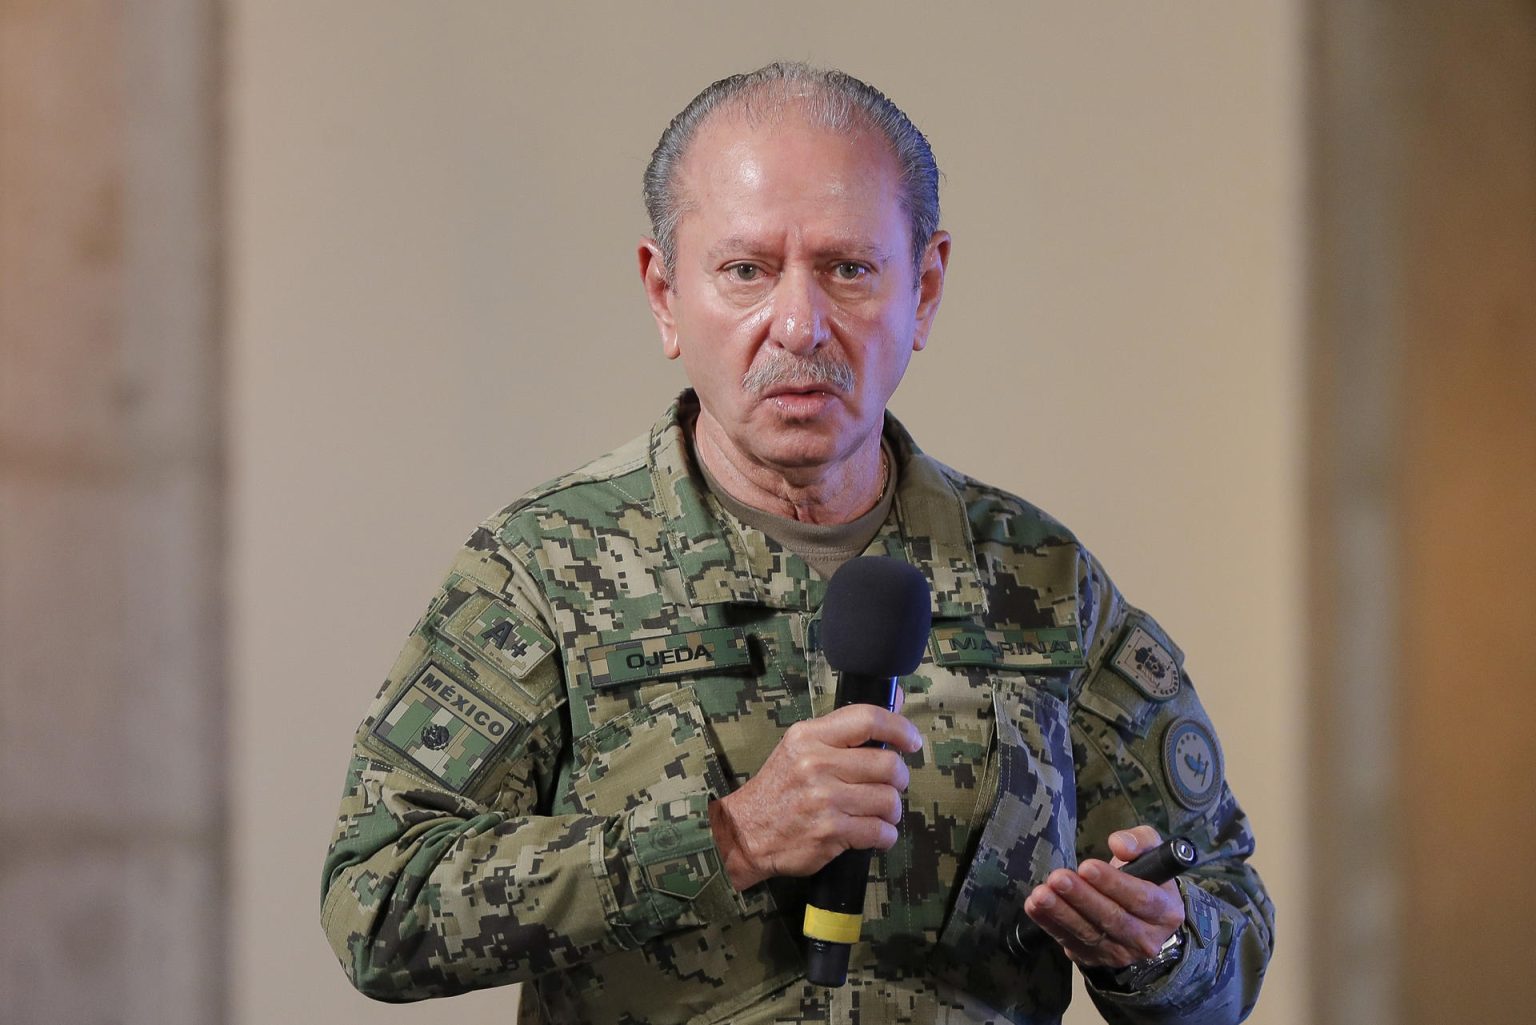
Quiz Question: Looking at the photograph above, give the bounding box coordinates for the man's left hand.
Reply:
[1022,826,1185,969]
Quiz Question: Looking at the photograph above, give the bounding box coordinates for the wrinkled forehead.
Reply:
[672,99,903,233]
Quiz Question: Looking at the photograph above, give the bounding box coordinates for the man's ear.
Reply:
[638,239,681,360]
[911,231,951,353]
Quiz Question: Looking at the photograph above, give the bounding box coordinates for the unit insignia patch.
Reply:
[1163,717,1222,810]
[1110,624,1181,700]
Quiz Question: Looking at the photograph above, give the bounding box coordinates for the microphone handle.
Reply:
[803,672,898,987]
[831,671,900,710]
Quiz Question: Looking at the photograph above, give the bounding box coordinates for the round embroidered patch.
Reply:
[1163,718,1221,810]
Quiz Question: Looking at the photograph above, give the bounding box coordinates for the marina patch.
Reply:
[930,624,1085,670]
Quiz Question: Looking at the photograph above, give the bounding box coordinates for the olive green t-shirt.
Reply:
[695,441,897,580]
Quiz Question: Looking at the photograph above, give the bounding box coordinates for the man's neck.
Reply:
[691,415,886,525]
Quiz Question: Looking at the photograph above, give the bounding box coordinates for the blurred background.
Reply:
[2,2,1532,1023]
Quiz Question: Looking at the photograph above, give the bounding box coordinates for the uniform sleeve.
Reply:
[318,535,744,1001]
[1068,549,1276,1025]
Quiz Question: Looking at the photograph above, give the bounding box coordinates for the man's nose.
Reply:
[769,267,830,354]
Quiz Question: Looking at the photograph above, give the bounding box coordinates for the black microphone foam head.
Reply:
[821,556,933,676]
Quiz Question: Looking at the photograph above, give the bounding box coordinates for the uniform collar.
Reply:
[649,391,989,617]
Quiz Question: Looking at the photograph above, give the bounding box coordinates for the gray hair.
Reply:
[643,62,940,280]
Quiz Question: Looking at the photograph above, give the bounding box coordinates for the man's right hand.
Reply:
[707,703,923,892]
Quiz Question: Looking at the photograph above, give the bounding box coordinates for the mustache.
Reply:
[741,350,855,397]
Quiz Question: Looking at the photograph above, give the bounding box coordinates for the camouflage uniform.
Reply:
[321,392,1274,1024]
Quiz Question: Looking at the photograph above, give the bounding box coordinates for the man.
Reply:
[321,63,1273,1024]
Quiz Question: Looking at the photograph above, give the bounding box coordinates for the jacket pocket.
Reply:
[571,684,731,816]
[933,673,1076,1016]
[563,685,804,1025]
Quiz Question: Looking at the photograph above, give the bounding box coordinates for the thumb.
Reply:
[818,704,923,754]
[1107,826,1163,868]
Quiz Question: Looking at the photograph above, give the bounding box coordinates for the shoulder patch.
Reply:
[372,660,520,793]
[439,590,556,686]
[1109,623,1181,700]
[1162,717,1222,810]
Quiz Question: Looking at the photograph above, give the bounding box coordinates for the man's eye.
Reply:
[833,262,867,281]
[729,265,761,281]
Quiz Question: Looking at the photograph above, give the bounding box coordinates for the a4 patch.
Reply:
[439,591,556,689]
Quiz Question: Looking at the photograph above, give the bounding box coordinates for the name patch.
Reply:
[584,627,752,690]
[372,661,516,792]
[930,624,1086,670]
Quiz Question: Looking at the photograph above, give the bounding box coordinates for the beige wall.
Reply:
[1,2,224,1022]
[228,5,1303,1024]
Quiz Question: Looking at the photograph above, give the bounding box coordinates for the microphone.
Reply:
[802,556,932,987]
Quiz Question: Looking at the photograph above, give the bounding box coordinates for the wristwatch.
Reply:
[1089,930,1185,993]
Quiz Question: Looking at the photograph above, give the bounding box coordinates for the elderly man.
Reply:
[321,63,1273,1024]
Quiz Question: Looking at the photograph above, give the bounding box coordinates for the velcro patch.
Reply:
[1162,717,1222,810]
[584,627,752,690]
[372,661,518,792]
[929,624,1086,670]
[1109,624,1181,700]
[439,591,555,684]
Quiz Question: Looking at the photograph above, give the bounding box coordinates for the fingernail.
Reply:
[1050,875,1072,894]
[1080,862,1102,882]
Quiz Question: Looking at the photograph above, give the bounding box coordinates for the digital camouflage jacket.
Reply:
[321,394,1274,1024]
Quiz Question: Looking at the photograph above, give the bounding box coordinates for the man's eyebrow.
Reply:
[814,241,893,264]
[706,235,768,261]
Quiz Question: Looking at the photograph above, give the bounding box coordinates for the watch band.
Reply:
[1092,930,1185,993]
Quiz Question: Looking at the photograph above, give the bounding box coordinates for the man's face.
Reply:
[640,110,948,477]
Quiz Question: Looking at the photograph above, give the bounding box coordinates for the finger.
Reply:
[1106,825,1164,868]
[818,745,913,792]
[1066,863,1181,960]
[835,781,905,825]
[839,813,899,852]
[815,704,923,754]
[1078,859,1184,934]
[1024,878,1135,966]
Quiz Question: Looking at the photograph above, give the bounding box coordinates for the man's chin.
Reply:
[741,427,860,475]
[697,396,868,472]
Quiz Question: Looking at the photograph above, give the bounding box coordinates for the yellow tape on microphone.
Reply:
[803,906,863,945]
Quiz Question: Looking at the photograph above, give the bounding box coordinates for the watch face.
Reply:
[1111,932,1184,992]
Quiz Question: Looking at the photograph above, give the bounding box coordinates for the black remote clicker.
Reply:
[1005,836,1199,956]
